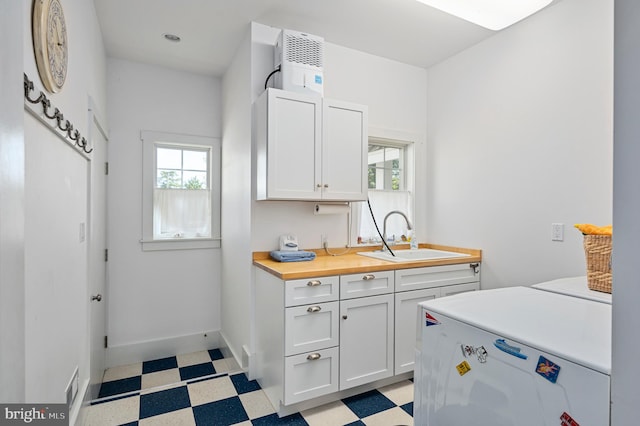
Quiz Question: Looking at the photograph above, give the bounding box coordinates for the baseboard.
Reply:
[218,331,248,372]
[105,330,220,368]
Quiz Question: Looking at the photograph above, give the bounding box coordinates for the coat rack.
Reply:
[23,73,93,155]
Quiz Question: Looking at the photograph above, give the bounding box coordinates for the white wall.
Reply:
[612,0,640,422]
[105,59,222,364]
[0,0,25,403]
[19,0,107,420]
[250,24,428,251]
[220,26,253,367]
[425,0,613,288]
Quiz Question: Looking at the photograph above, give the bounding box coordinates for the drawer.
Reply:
[440,281,480,298]
[285,301,339,356]
[285,276,339,307]
[395,263,480,292]
[340,270,394,300]
[284,346,339,405]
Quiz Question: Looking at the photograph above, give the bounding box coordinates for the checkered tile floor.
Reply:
[85,349,414,425]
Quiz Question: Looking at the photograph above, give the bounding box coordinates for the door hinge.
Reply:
[105,162,109,175]
[104,336,108,349]
[105,249,108,262]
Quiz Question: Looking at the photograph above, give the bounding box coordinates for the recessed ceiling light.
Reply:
[415,0,554,31]
[162,33,181,42]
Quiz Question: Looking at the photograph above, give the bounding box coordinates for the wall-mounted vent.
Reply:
[274,29,324,96]
[283,33,324,68]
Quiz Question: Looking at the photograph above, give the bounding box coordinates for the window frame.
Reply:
[141,131,221,251]
[353,135,416,246]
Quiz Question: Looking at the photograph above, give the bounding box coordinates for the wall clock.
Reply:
[32,0,68,93]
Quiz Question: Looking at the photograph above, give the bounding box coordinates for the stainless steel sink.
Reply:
[357,248,471,263]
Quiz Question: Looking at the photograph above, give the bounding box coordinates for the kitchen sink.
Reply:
[357,248,471,263]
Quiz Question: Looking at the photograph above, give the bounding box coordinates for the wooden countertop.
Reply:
[253,243,482,280]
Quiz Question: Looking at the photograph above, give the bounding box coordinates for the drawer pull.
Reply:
[307,305,322,313]
[307,280,322,287]
[362,274,375,281]
[307,353,321,361]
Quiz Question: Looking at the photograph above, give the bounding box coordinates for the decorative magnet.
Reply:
[560,411,580,426]
[456,360,471,376]
[476,346,488,363]
[425,311,440,327]
[536,355,561,383]
[461,344,475,358]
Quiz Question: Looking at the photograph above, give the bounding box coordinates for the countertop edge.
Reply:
[253,244,482,280]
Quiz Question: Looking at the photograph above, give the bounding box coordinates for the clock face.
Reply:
[32,0,68,93]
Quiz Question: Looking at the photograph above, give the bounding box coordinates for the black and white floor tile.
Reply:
[85,349,414,426]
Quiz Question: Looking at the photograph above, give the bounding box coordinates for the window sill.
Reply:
[140,237,221,251]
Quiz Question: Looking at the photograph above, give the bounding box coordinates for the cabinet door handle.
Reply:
[316,184,322,188]
[362,274,375,281]
[342,315,348,320]
[307,353,321,361]
[323,184,329,188]
[307,280,321,287]
[470,263,480,274]
[307,305,322,313]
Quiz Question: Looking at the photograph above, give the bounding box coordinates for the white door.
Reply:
[88,109,108,399]
[339,293,394,390]
[267,89,321,199]
[321,99,368,201]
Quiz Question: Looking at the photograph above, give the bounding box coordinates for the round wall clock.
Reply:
[32,0,68,93]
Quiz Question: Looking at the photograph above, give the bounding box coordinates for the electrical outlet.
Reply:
[552,223,564,241]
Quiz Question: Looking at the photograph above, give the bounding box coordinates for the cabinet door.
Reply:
[285,301,339,356]
[321,99,368,201]
[340,294,394,390]
[260,89,321,200]
[394,288,440,374]
[284,347,339,405]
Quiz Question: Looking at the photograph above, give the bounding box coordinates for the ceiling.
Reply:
[93,0,498,77]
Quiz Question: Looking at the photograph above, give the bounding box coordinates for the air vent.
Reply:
[284,34,324,68]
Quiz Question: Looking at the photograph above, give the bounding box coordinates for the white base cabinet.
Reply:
[394,263,480,374]
[254,261,480,415]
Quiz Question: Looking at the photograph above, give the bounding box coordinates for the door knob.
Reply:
[91,294,102,302]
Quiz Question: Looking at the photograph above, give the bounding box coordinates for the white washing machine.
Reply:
[532,276,611,304]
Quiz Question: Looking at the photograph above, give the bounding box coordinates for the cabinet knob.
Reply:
[323,184,329,188]
[362,274,375,281]
[307,305,322,313]
[342,315,348,320]
[307,280,321,287]
[316,184,322,188]
[307,353,321,361]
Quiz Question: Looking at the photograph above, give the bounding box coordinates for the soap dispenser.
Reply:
[409,230,418,250]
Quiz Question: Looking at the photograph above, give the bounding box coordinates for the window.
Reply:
[356,138,413,245]
[141,131,220,251]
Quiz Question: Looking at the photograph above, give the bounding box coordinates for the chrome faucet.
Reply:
[382,210,413,251]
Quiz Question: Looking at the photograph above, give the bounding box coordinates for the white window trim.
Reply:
[352,129,418,246]
[141,130,221,251]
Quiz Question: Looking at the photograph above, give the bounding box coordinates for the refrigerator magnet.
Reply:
[456,360,471,376]
[535,355,561,383]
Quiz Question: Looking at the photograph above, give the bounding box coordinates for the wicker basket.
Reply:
[582,234,612,293]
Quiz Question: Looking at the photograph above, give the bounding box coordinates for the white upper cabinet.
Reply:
[254,89,368,201]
